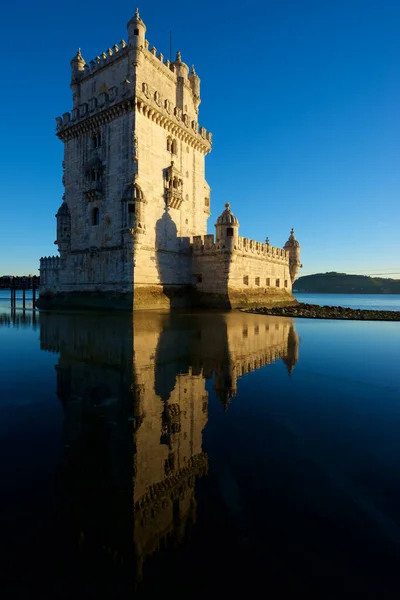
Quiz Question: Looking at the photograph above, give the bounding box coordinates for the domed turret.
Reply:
[284,228,301,283]
[215,202,239,250]
[127,7,146,47]
[70,48,86,79]
[189,65,201,111]
[282,324,299,377]
[173,50,189,78]
[214,364,237,411]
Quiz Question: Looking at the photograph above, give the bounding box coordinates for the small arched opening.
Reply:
[92,207,99,226]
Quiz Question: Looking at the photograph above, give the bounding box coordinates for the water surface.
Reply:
[295,292,400,311]
[1,308,400,597]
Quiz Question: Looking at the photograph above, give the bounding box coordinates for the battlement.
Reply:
[192,234,288,261]
[40,256,61,269]
[237,237,288,262]
[75,40,129,81]
[192,234,216,253]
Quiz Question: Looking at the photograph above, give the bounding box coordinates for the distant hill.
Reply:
[294,272,400,294]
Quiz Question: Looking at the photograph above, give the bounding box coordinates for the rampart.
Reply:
[39,256,61,294]
[192,233,294,308]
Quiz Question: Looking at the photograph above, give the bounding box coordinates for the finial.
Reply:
[176,50,182,62]
[224,202,230,209]
[135,7,140,18]
[191,64,196,75]
[290,227,295,235]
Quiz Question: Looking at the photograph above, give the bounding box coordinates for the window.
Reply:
[242,327,248,338]
[91,132,101,149]
[266,277,270,287]
[243,275,249,286]
[92,207,99,226]
[255,277,260,286]
[171,139,178,154]
[254,326,259,335]
[128,203,135,228]
[276,279,280,288]
[134,28,139,35]
[204,197,210,207]
[167,137,172,152]
[227,227,234,237]
[284,280,288,288]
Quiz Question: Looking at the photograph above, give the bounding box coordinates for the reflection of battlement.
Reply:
[40,309,299,578]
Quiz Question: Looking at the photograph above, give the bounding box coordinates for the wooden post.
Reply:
[22,287,26,310]
[32,279,36,309]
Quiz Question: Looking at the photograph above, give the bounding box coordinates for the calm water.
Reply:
[1,304,400,597]
[295,292,400,311]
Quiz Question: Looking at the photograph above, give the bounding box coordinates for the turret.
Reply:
[70,48,86,81]
[215,203,239,250]
[214,363,237,411]
[55,200,71,256]
[70,48,86,107]
[173,51,189,78]
[189,65,201,111]
[127,8,146,48]
[284,228,301,283]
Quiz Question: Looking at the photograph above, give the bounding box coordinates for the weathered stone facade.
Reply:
[38,9,301,310]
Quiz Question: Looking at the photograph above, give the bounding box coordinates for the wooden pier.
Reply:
[0,276,40,310]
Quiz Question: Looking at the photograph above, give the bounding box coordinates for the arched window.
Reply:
[171,139,178,154]
[92,207,99,226]
[167,137,172,152]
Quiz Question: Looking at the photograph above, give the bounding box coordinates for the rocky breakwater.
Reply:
[243,303,400,321]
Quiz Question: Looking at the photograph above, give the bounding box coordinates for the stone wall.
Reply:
[192,233,295,308]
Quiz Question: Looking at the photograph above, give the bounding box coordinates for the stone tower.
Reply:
[38,9,301,311]
[39,9,212,309]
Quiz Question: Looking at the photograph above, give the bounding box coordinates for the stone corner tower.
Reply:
[38,8,213,310]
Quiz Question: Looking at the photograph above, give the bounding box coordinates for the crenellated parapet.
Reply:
[40,256,61,270]
[73,40,128,82]
[39,256,61,292]
[237,237,288,263]
[192,232,288,262]
[192,234,217,254]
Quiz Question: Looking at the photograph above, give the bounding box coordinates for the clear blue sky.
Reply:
[1,0,399,277]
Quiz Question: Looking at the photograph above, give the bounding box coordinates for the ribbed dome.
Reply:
[216,202,239,226]
[284,228,300,248]
[122,183,143,201]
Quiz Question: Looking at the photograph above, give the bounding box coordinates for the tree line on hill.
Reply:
[294,272,400,294]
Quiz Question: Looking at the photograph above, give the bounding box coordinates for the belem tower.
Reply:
[38,9,301,310]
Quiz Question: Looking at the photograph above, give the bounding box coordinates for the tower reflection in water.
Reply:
[39,311,299,586]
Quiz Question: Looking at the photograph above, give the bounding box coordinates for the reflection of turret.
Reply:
[214,361,237,411]
[282,324,300,377]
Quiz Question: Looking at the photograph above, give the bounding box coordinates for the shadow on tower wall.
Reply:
[154,208,192,308]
